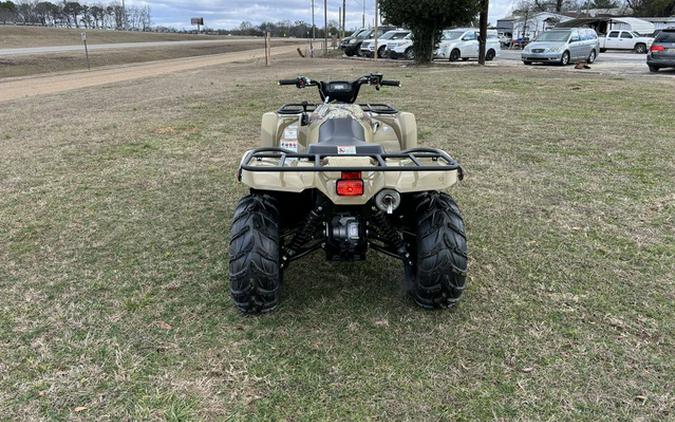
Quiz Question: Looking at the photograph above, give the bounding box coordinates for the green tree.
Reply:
[0,1,17,24]
[626,0,675,16]
[379,0,479,63]
[590,0,618,8]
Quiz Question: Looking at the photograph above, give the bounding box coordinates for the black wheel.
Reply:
[486,49,496,61]
[345,50,355,57]
[449,49,461,62]
[600,48,607,53]
[648,64,659,73]
[634,43,647,54]
[377,46,386,58]
[587,49,597,64]
[407,192,468,309]
[560,51,570,66]
[523,60,532,65]
[404,47,415,60]
[229,193,282,314]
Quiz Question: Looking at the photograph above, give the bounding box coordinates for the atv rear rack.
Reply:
[238,147,464,177]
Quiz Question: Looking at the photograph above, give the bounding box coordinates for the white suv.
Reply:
[386,33,415,59]
[360,30,410,58]
[434,28,500,61]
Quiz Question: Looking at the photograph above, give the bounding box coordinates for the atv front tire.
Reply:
[228,193,282,314]
[409,192,468,309]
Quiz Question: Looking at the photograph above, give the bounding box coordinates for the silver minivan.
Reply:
[522,28,600,66]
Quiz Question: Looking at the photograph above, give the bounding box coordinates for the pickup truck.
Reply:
[599,30,654,53]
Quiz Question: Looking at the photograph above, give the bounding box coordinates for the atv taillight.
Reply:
[337,171,363,196]
[340,171,362,180]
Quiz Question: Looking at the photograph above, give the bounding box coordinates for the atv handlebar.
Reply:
[277,74,399,103]
[380,80,401,87]
[278,79,299,86]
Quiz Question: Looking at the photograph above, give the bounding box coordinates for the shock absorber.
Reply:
[369,207,411,265]
[285,203,326,258]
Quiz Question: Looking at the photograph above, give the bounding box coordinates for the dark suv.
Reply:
[647,28,675,72]
[341,26,395,56]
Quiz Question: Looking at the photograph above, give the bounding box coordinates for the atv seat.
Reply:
[307,117,383,155]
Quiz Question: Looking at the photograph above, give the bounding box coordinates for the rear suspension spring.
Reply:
[286,204,325,256]
[369,208,409,262]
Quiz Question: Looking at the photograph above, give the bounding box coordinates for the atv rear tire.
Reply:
[409,192,467,309]
[228,193,282,314]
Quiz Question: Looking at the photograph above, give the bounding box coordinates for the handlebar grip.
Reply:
[380,80,401,87]
[278,79,298,86]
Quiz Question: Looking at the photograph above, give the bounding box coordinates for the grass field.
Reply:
[0,26,236,49]
[0,40,296,79]
[0,58,673,420]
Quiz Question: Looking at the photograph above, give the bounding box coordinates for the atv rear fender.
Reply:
[238,148,462,205]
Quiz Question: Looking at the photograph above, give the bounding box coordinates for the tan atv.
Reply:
[229,73,467,314]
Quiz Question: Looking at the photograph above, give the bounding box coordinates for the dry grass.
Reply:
[0,58,673,420]
[0,40,298,79]
[0,26,239,49]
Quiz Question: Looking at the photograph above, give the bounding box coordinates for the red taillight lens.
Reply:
[340,171,362,180]
[650,45,665,52]
[337,172,363,196]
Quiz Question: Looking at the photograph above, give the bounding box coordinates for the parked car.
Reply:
[647,28,675,72]
[434,28,500,61]
[339,28,369,56]
[360,29,410,58]
[386,33,415,59]
[522,28,599,66]
[599,30,654,54]
[342,26,395,56]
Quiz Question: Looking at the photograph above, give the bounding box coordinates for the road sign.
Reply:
[80,32,87,41]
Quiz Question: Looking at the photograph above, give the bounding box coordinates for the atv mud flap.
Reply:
[238,147,463,205]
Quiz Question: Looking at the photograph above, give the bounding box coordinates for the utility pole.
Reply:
[342,0,347,38]
[478,0,488,64]
[323,0,328,54]
[121,0,126,30]
[311,0,315,51]
[362,0,366,28]
[342,0,346,38]
[373,0,378,59]
[338,7,342,39]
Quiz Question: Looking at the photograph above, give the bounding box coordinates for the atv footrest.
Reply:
[238,147,463,175]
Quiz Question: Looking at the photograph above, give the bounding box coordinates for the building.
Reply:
[557,17,656,36]
[641,16,675,31]
[497,12,573,42]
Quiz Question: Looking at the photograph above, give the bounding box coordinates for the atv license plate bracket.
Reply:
[238,147,464,178]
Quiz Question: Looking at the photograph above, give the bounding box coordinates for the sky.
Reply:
[126,0,518,30]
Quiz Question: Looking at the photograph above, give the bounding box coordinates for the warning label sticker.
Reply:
[280,140,298,152]
[337,145,357,154]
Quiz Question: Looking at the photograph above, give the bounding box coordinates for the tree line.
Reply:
[232,20,343,38]
[0,1,151,30]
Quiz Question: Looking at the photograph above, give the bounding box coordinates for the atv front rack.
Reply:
[238,147,464,177]
[277,103,398,115]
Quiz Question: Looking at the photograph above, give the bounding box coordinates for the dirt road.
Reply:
[0,44,301,102]
[0,38,273,56]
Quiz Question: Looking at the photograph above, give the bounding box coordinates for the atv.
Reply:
[229,73,467,314]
